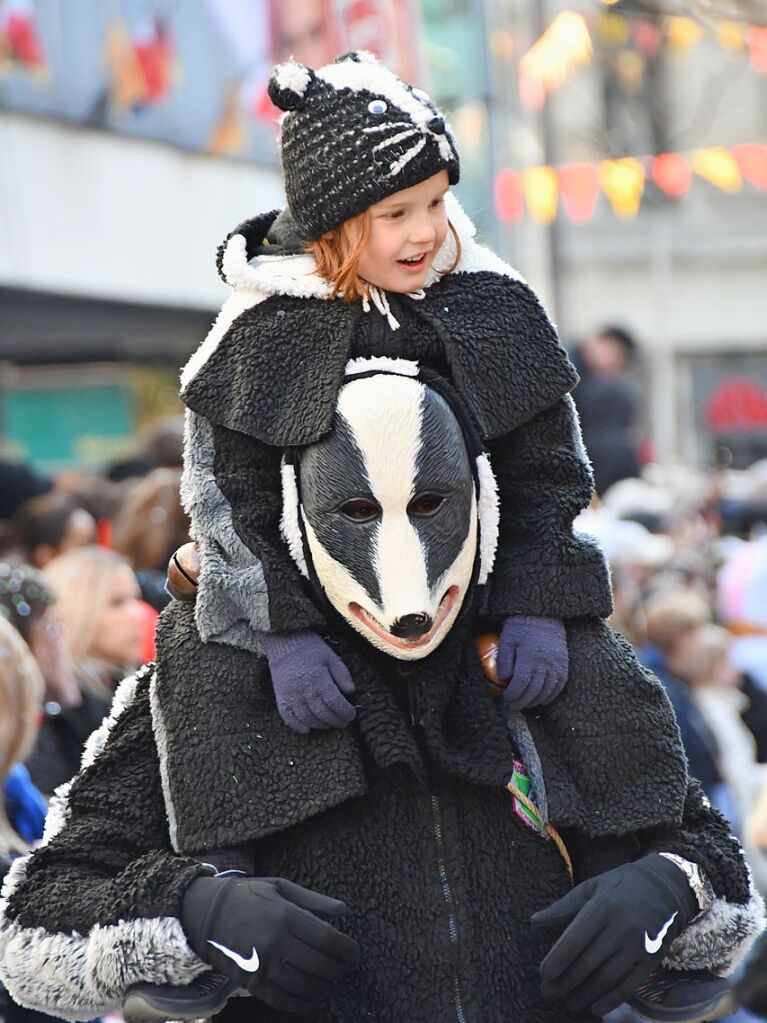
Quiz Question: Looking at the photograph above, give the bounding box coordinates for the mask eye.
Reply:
[340,499,381,523]
[412,88,430,104]
[408,494,445,517]
[368,99,388,115]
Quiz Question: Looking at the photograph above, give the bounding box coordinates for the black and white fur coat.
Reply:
[0,198,763,1021]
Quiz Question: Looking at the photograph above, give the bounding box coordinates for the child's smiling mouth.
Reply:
[397,252,429,270]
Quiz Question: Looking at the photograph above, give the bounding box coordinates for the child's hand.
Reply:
[497,616,568,711]
[263,630,356,734]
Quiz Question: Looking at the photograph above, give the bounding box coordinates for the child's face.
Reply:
[357,170,450,293]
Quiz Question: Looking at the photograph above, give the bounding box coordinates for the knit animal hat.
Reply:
[268,50,460,240]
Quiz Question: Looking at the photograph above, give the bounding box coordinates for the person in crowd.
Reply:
[0,615,71,1023]
[24,546,144,795]
[640,591,725,803]
[0,458,91,523]
[106,415,185,483]
[3,492,97,570]
[685,624,767,885]
[0,459,53,523]
[0,615,45,873]
[0,561,79,717]
[570,325,641,496]
[112,468,190,611]
[718,534,767,692]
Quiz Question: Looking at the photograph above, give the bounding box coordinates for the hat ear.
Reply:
[334,50,378,66]
[268,61,315,112]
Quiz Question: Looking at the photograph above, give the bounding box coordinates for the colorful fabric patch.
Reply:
[509,758,547,836]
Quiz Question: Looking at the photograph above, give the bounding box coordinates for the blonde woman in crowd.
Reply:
[0,616,44,868]
[25,546,144,795]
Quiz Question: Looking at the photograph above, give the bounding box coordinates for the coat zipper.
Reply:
[430,791,469,1023]
[405,671,470,1022]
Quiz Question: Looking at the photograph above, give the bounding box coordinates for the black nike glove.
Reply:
[180,874,360,1015]
[531,854,699,1018]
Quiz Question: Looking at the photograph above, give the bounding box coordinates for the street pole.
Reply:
[530,0,567,332]
[649,211,677,469]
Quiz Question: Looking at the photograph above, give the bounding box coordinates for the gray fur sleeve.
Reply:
[0,666,208,1020]
[642,780,766,974]
[181,409,326,651]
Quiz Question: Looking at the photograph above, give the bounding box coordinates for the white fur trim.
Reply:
[280,460,309,578]
[42,668,144,844]
[565,393,590,465]
[208,194,525,310]
[0,884,203,1020]
[345,356,419,378]
[476,452,500,585]
[149,669,180,852]
[180,284,265,389]
[663,883,766,975]
[273,61,312,98]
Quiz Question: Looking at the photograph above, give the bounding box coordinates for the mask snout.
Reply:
[390,612,433,639]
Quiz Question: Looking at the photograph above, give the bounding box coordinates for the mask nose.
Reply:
[428,116,446,135]
[391,612,433,639]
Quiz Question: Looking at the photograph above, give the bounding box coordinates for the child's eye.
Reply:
[429,197,444,208]
[368,99,388,115]
[386,210,405,219]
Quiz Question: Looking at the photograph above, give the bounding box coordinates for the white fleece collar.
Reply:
[217,192,525,301]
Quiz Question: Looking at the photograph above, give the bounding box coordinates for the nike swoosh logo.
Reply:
[644,911,678,954]
[207,939,260,973]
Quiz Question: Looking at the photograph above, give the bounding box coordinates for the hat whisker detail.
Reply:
[362,121,414,135]
[388,138,427,176]
[373,128,419,152]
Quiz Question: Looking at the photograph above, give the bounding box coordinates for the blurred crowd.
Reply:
[0,416,190,877]
[1,359,767,1019]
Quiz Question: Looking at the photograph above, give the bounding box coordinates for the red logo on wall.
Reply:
[706,378,767,432]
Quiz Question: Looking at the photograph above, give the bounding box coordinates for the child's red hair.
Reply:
[307,213,462,302]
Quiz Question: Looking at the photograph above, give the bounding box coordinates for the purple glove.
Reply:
[263,630,356,734]
[497,615,568,712]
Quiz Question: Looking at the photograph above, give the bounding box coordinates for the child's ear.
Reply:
[268,61,315,111]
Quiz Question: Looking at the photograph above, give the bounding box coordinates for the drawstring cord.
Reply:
[506,780,574,883]
[361,285,426,330]
[363,285,400,330]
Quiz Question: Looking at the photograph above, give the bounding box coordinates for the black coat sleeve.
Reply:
[560,779,764,975]
[482,396,613,621]
[0,668,208,1019]
[636,779,765,974]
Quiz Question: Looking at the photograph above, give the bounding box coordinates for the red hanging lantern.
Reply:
[747,26,767,74]
[651,152,692,197]
[633,19,663,58]
[558,163,600,223]
[731,143,767,189]
[494,169,525,224]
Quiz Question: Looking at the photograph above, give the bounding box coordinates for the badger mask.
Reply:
[281,371,491,659]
